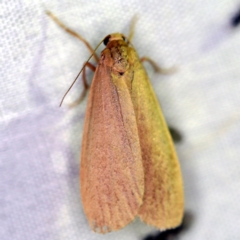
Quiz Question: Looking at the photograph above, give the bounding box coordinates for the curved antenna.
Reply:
[59,39,104,107]
[128,15,138,42]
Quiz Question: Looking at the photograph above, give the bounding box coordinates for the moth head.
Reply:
[103,33,127,46]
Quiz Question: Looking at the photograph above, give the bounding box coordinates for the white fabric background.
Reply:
[1,1,240,239]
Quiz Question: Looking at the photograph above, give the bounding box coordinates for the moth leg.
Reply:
[46,11,99,62]
[140,57,177,74]
[68,62,96,108]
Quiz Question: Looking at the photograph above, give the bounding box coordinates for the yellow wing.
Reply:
[129,49,184,230]
[80,60,144,233]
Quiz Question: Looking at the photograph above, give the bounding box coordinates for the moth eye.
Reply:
[122,36,126,42]
[103,35,111,46]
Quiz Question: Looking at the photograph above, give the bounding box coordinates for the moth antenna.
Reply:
[128,15,138,42]
[59,39,104,107]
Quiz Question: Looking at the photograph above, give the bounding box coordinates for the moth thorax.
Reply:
[111,46,129,73]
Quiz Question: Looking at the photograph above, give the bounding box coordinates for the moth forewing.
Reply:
[129,51,184,229]
[80,34,144,233]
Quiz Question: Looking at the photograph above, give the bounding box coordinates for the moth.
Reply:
[47,11,184,234]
